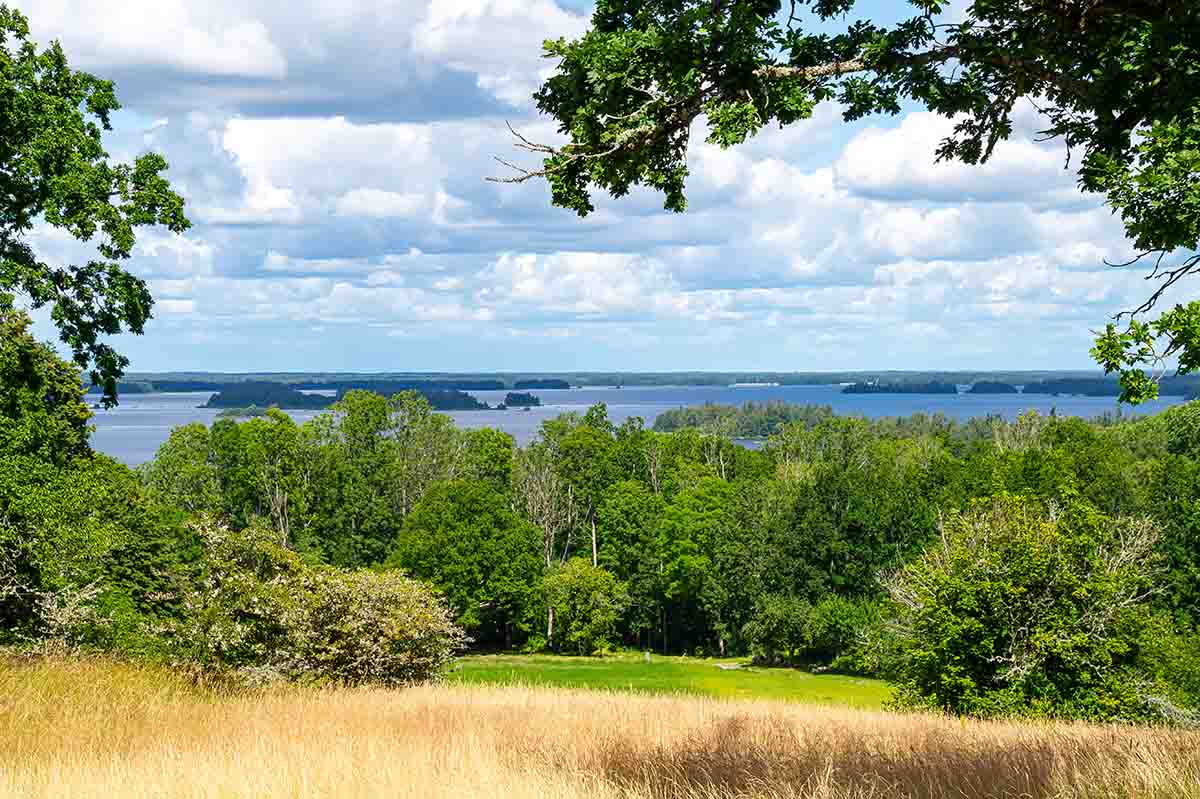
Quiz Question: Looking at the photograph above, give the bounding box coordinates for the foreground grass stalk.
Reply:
[2,658,1198,798]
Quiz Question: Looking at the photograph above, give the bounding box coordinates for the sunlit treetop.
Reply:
[496,0,1200,402]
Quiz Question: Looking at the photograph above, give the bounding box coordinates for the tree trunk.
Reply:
[590,511,598,568]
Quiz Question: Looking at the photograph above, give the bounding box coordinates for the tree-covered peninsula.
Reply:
[202,383,331,410]
[968,381,1020,394]
[203,383,491,412]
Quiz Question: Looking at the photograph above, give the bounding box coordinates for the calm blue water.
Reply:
[89,385,1185,466]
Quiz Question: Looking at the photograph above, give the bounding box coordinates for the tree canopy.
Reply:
[501,0,1200,402]
[0,6,189,405]
[0,296,92,462]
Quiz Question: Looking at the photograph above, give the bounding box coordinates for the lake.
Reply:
[89,384,1185,466]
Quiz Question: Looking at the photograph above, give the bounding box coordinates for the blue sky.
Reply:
[21,0,1161,373]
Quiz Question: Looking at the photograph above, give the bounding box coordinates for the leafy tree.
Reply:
[299,391,467,567]
[0,448,196,650]
[505,0,1200,400]
[237,410,305,547]
[656,477,742,653]
[886,495,1172,721]
[741,594,808,665]
[1163,400,1200,459]
[0,7,189,404]
[803,595,881,668]
[557,406,617,567]
[463,427,515,488]
[1139,454,1200,625]
[596,479,666,646]
[0,303,192,649]
[0,297,91,462]
[389,480,542,647]
[769,423,944,600]
[541,558,628,655]
[139,423,221,515]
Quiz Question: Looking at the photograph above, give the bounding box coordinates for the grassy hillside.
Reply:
[449,653,892,709]
[2,657,1198,798]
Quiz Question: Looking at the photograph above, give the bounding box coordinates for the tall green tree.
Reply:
[504,0,1200,400]
[389,480,542,648]
[541,558,628,655]
[0,296,91,462]
[0,305,193,648]
[140,423,221,516]
[300,391,467,567]
[0,7,189,404]
[596,479,665,647]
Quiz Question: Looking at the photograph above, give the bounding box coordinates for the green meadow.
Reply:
[448,653,893,709]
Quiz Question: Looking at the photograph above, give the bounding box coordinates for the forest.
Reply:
[5,0,1200,734]
[5,297,1199,723]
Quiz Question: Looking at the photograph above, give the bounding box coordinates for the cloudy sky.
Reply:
[23,0,1161,373]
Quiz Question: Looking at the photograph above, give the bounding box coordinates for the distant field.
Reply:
[448,652,893,709]
[5,658,1199,799]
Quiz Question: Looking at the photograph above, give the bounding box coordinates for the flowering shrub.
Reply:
[171,520,464,685]
[293,570,467,686]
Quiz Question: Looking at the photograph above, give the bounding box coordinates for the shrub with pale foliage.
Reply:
[171,520,465,685]
[293,569,467,686]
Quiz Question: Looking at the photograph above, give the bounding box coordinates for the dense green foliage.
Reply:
[6,292,1199,716]
[168,521,465,685]
[887,497,1171,721]
[542,559,628,655]
[0,296,93,462]
[0,310,194,654]
[0,7,188,404]
[2,308,466,684]
[388,480,542,647]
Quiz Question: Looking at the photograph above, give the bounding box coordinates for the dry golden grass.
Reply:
[2,657,1199,799]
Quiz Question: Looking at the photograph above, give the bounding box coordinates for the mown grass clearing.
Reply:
[448,652,893,709]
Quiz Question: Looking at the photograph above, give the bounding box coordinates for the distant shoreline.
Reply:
[86,370,1200,398]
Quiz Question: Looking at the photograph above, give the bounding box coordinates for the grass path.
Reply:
[448,652,893,709]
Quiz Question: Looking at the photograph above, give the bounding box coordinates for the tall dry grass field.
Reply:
[2,658,1199,799]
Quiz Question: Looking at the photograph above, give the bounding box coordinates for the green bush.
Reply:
[804,596,881,666]
[542,559,627,655]
[169,521,303,677]
[741,594,808,665]
[1135,615,1200,726]
[742,594,889,674]
[885,495,1181,722]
